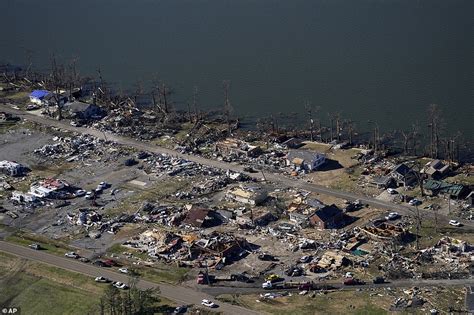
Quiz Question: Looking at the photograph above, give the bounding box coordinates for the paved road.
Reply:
[2,104,472,229]
[0,241,258,315]
[201,277,474,296]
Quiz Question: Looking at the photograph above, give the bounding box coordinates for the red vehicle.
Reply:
[103,259,118,267]
[197,272,209,284]
[343,278,365,285]
[298,282,313,291]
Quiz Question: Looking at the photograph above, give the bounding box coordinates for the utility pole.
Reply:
[415,204,421,250]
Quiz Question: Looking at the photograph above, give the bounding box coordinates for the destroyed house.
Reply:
[309,204,344,229]
[390,164,418,187]
[0,160,25,177]
[361,222,407,241]
[190,234,247,259]
[286,150,326,171]
[183,207,215,228]
[227,185,267,205]
[424,179,469,199]
[216,138,262,157]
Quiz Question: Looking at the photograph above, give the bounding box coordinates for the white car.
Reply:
[449,220,461,227]
[118,267,129,274]
[201,299,217,308]
[387,188,397,195]
[74,189,86,197]
[262,281,273,289]
[94,276,110,283]
[385,212,400,220]
[64,252,79,259]
[113,282,129,290]
[85,192,94,199]
[409,199,422,206]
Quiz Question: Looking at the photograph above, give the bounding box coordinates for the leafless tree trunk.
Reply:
[223,80,233,135]
[428,104,443,159]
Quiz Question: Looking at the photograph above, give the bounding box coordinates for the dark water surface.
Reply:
[1,0,473,136]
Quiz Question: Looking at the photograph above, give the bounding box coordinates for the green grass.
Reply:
[131,263,189,284]
[0,254,102,315]
[233,290,390,315]
[6,232,73,256]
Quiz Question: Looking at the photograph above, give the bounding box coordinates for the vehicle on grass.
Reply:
[173,306,187,314]
[385,212,400,220]
[201,299,217,308]
[118,267,128,274]
[29,243,41,250]
[64,252,79,259]
[343,278,365,285]
[94,276,110,283]
[449,220,461,227]
[409,199,422,206]
[113,282,128,290]
[373,276,385,284]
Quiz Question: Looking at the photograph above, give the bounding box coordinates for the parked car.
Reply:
[79,257,90,263]
[74,189,86,197]
[26,104,40,111]
[64,252,79,259]
[85,192,94,199]
[265,274,279,282]
[103,259,118,267]
[201,299,217,308]
[94,276,110,283]
[299,255,312,263]
[385,212,400,220]
[113,282,128,290]
[387,188,397,195]
[343,278,365,285]
[29,243,41,250]
[262,281,273,289]
[449,220,461,227]
[373,276,385,284]
[118,267,128,274]
[409,199,422,206]
[173,306,187,314]
[258,253,276,261]
[299,282,313,291]
[93,260,108,267]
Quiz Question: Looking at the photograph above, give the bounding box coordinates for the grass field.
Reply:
[219,290,391,315]
[5,232,73,256]
[0,252,176,314]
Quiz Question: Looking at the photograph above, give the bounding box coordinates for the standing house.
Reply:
[390,164,418,187]
[286,150,326,171]
[29,90,51,105]
[422,159,450,180]
[65,101,103,120]
[309,204,344,229]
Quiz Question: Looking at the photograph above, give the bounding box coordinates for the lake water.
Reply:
[1,0,473,137]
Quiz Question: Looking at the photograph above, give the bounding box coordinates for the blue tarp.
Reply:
[30,90,50,99]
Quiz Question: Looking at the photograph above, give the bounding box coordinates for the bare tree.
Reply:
[223,80,233,135]
[428,104,443,158]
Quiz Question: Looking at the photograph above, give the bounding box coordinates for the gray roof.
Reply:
[65,101,93,113]
[287,150,324,162]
